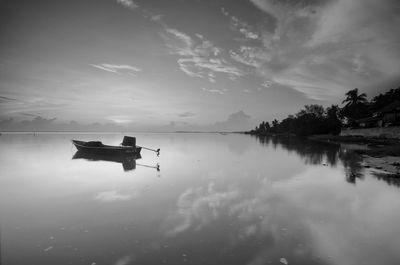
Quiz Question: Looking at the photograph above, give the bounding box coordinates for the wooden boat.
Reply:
[72,137,141,156]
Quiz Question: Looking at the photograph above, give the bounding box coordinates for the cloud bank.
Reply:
[161,27,244,82]
[91,63,141,75]
[226,0,400,99]
[116,0,138,10]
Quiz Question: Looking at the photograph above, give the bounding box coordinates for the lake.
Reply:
[0,133,400,265]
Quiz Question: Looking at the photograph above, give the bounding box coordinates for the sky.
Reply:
[0,0,400,131]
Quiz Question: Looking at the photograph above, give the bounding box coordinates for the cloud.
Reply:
[240,29,259,40]
[156,110,255,132]
[230,15,261,41]
[106,115,132,124]
[178,111,196,118]
[212,110,251,131]
[114,255,133,265]
[164,28,194,56]
[0,117,128,132]
[0,116,59,131]
[0,96,17,102]
[221,7,229,17]
[230,46,270,68]
[306,0,400,76]
[221,7,261,41]
[150,14,163,21]
[208,71,216,83]
[261,80,272,88]
[201,87,227,95]
[226,0,400,100]
[116,0,138,10]
[161,27,244,82]
[271,66,350,100]
[91,64,141,75]
[21,112,38,117]
[166,183,241,236]
[0,96,69,123]
[95,190,131,202]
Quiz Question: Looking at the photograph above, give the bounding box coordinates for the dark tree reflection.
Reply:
[252,135,397,187]
[254,135,340,167]
[372,172,400,187]
[338,149,364,184]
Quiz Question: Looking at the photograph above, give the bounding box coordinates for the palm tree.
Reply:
[341,88,370,123]
[342,88,367,107]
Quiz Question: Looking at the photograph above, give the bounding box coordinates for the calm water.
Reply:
[1,133,400,265]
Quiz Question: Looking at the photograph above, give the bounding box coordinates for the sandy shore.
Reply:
[309,134,400,175]
[361,155,400,175]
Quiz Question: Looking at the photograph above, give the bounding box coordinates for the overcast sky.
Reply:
[1,0,399,130]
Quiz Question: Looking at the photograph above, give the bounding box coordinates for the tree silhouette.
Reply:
[341,88,370,123]
[248,85,400,135]
[342,88,367,107]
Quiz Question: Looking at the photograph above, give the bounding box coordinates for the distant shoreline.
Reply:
[0,131,245,134]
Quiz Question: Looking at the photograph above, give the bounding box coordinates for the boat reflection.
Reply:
[72,151,142,171]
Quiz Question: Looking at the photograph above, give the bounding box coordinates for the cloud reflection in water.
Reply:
[166,165,400,265]
[95,190,132,202]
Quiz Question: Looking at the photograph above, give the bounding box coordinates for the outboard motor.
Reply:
[122,136,136,147]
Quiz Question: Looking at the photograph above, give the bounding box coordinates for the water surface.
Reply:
[1,133,400,265]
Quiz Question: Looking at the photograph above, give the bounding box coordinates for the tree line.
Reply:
[248,86,400,136]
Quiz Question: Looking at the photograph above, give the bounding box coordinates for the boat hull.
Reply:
[72,140,141,156]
